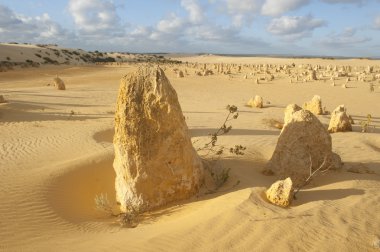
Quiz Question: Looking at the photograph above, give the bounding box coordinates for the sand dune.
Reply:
[1,54,380,251]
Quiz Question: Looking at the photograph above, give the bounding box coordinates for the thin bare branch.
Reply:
[293,155,331,199]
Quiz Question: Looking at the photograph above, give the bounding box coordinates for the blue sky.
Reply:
[0,0,379,57]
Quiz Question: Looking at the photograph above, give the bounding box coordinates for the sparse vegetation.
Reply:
[196,105,240,156]
[94,193,140,228]
[94,193,115,215]
[361,114,375,133]
[42,56,59,64]
[195,105,245,192]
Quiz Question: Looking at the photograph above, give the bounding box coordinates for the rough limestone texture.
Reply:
[284,104,302,125]
[113,67,203,212]
[53,77,66,90]
[328,105,352,133]
[303,95,323,115]
[266,177,293,207]
[264,110,342,187]
[247,95,263,108]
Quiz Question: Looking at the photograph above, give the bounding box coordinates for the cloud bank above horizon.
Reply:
[0,0,379,57]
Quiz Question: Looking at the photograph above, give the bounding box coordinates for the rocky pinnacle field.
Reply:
[1,45,380,251]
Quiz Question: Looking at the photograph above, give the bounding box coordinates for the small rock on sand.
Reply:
[0,95,6,103]
[303,95,323,115]
[266,177,293,207]
[328,105,352,133]
[247,95,263,108]
[53,76,66,90]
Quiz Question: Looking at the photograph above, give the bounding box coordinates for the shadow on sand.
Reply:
[0,101,109,122]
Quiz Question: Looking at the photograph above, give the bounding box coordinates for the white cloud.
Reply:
[261,0,310,16]
[68,0,120,35]
[374,15,380,29]
[156,13,185,34]
[221,0,264,26]
[0,4,70,43]
[180,0,204,24]
[319,27,371,47]
[217,0,311,26]
[267,15,325,41]
[320,0,366,4]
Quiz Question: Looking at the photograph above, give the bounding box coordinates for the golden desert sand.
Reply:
[1,44,380,251]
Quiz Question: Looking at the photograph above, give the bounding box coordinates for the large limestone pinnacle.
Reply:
[113,66,203,212]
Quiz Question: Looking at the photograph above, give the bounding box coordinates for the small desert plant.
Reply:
[94,193,115,215]
[229,145,246,155]
[118,199,141,228]
[195,105,246,192]
[94,193,140,228]
[361,114,375,133]
[196,104,240,156]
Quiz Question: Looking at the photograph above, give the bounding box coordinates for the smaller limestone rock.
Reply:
[265,110,342,186]
[366,65,373,74]
[0,95,6,103]
[284,104,302,125]
[328,105,352,133]
[177,70,184,78]
[309,70,317,80]
[248,95,263,108]
[369,83,375,92]
[303,95,323,115]
[53,76,66,90]
[202,70,213,76]
[266,177,293,207]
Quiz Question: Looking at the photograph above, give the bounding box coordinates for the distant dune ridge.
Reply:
[0,43,380,251]
[0,43,180,72]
